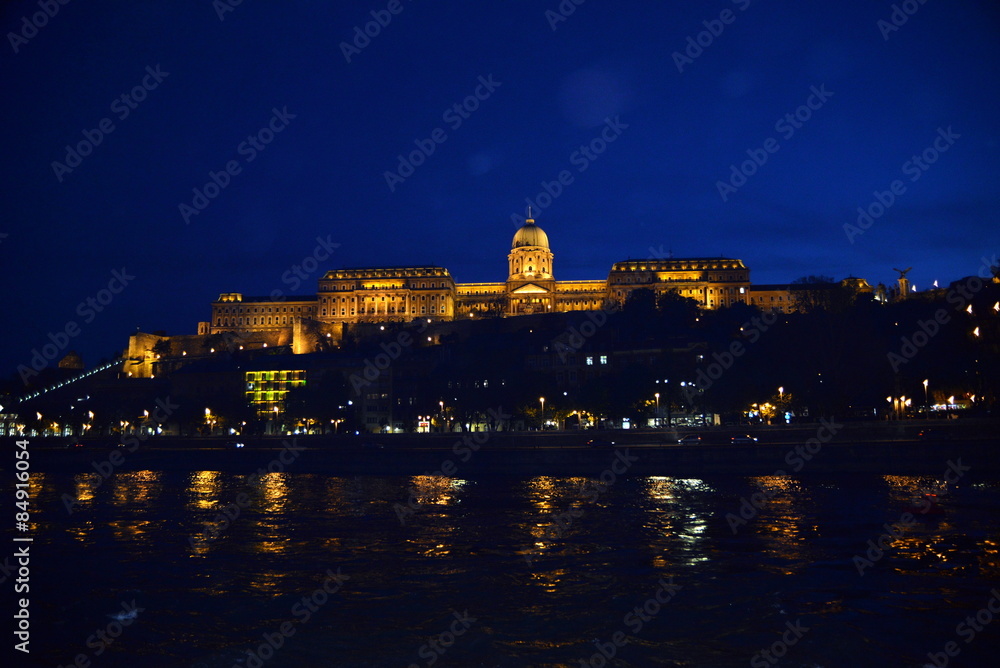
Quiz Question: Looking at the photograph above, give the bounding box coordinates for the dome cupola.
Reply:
[512,218,549,250]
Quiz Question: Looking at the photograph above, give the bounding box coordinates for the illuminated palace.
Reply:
[200,217,755,342]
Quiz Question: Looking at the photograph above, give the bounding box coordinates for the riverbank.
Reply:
[9,420,998,476]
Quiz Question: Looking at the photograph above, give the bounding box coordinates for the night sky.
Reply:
[2,0,998,377]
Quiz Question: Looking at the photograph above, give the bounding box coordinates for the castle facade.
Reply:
[202,218,753,337]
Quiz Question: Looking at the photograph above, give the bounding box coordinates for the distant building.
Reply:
[749,277,874,313]
[125,218,879,379]
[747,284,796,313]
[201,217,753,337]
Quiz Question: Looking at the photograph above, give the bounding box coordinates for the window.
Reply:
[586,356,594,365]
[600,355,608,365]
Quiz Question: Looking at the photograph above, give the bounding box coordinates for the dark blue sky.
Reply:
[2,0,998,377]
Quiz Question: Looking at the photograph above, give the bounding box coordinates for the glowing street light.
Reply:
[539,397,545,426]
[778,386,784,400]
[922,379,929,405]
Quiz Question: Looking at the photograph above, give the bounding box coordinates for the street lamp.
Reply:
[539,397,545,429]
[654,392,660,427]
[922,379,929,405]
[778,386,784,400]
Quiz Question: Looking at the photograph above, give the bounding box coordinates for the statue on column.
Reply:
[892,267,912,300]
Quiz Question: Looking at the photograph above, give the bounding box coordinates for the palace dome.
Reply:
[512,219,549,250]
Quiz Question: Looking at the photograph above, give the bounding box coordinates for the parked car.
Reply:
[586,438,616,448]
[731,434,759,444]
[677,434,703,445]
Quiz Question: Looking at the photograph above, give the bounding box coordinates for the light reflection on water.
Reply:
[18,471,1000,667]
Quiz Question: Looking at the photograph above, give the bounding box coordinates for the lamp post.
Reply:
[923,379,929,407]
[654,392,660,428]
[439,401,444,433]
[539,397,545,430]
